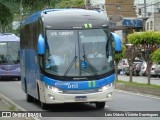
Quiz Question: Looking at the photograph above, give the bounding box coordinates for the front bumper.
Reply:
[44,86,114,104]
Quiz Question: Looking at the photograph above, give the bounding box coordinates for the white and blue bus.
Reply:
[0,33,20,80]
[20,9,122,109]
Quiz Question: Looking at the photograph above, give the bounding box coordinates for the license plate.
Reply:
[75,96,87,101]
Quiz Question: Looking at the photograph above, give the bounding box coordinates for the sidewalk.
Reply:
[116,75,160,97]
[118,75,160,85]
[0,94,35,120]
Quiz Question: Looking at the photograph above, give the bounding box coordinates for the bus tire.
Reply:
[17,77,21,81]
[26,94,34,102]
[40,102,48,110]
[95,102,105,109]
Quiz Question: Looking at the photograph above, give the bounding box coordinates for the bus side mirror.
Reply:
[38,34,45,55]
[111,32,122,52]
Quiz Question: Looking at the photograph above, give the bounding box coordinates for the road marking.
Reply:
[116,89,160,100]
[0,93,40,120]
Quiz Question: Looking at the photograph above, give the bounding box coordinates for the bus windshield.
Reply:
[0,42,20,65]
[45,29,113,77]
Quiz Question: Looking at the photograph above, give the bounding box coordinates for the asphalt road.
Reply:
[0,79,160,120]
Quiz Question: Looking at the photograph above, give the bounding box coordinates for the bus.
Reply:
[0,33,20,80]
[20,9,122,109]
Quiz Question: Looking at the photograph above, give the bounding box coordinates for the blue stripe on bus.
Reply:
[43,74,115,90]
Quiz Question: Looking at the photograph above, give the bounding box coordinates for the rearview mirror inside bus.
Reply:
[38,34,45,54]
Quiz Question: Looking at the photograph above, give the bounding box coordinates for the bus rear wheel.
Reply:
[26,94,34,102]
[95,102,105,109]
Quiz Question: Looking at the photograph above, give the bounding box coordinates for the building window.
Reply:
[116,3,121,10]
[102,5,104,10]
[138,8,142,15]
[147,22,149,30]
[150,21,153,30]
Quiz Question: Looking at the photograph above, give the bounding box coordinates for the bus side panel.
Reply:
[20,49,26,92]
[23,49,41,99]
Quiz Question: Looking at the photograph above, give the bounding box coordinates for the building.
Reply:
[106,0,136,17]
[135,0,160,18]
[105,0,143,43]
[135,0,160,31]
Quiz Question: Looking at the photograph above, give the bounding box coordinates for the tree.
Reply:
[0,0,51,32]
[55,0,85,8]
[125,44,141,82]
[127,31,160,84]
[114,45,126,81]
[0,2,13,33]
[151,49,160,64]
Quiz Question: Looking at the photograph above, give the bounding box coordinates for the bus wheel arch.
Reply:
[37,82,48,109]
[37,83,40,101]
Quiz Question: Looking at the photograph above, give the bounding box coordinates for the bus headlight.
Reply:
[98,83,114,92]
[45,84,63,93]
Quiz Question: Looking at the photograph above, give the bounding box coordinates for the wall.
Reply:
[105,0,136,18]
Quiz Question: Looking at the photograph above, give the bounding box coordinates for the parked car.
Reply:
[118,59,129,74]
[155,64,160,77]
[139,61,147,76]
[133,62,143,76]
[145,63,158,77]
[125,63,138,76]
[118,58,143,75]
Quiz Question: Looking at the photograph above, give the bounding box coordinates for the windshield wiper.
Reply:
[64,45,77,76]
[82,44,99,79]
[64,56,77,76]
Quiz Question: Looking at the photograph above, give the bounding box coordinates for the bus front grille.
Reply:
[62,89,99,94]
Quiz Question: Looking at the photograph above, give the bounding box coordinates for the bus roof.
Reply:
[0,33,20,42]
[22,9,109,29]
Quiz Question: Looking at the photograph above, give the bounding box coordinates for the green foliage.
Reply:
[127,32,160,45]
[114,45,126,63]
[127,31,160,84]
[56,0,85,8]
[151,49,160,64]
[0,2,13,32]
[116,80,160,89]
[0,0,20,13]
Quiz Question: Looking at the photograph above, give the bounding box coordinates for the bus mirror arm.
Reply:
[111,32,122,52]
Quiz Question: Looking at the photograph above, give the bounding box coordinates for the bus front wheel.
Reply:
[40,102,48,110]
[95,102,105,109]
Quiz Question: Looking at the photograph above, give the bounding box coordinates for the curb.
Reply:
[0,93,40,120]
[115,83,160,97]
[0,93,25,111]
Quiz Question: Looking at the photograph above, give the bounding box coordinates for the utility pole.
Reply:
[144,0,147,18]
[143,0,147,31]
